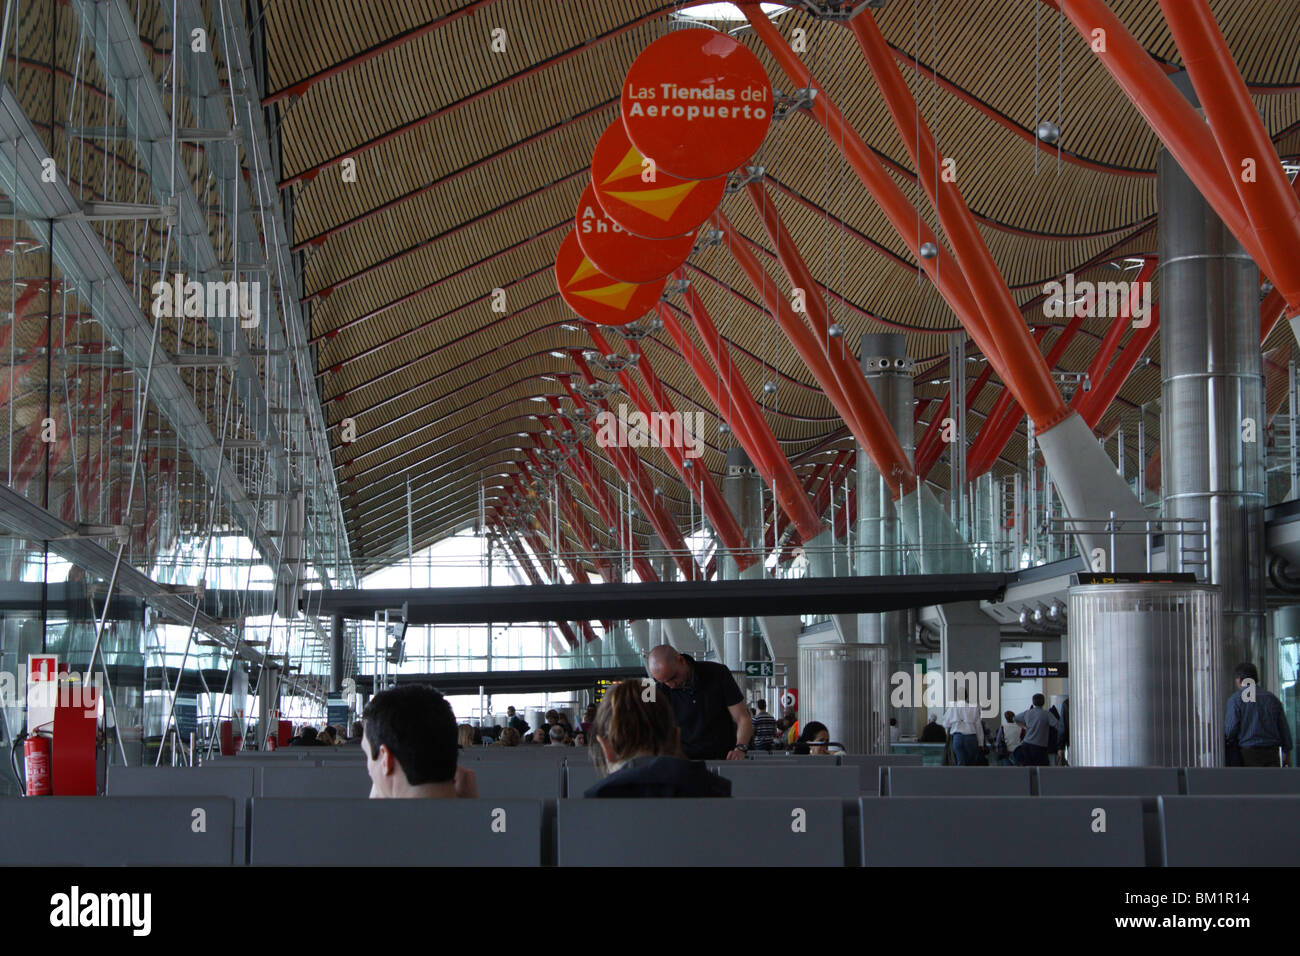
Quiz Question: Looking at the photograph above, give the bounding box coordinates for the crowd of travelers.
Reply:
[337,651,1293,800]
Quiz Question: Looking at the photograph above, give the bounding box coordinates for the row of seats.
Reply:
[2,795,1292,866]
[123,763,1300,804]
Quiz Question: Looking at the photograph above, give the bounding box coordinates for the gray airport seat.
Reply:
[557,798,845,866]
[564,761,602,797]
[107,765,255,860]
[885,766,1032,796]
[1036,767,1182,797]
[259,765,371,798]
[840,754,923,792]
[469,761,563,799]
[1158,796,1300,865]
[708,762,860,798]
[0,797,235,866]
[860,796,1146,866]
[1184,768,1300,795]
[248,798,543,865]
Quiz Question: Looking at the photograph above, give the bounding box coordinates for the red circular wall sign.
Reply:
[555,229,666,327]
[574,182,695,283]
[621,28,773,181]
[590,119,725,240]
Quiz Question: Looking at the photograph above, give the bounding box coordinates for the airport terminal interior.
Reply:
[1,0,1299,876]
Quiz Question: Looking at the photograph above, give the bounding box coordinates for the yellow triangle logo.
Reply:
[566,256,600,288]
[605,181,698,222]
[572,282,637,310]
[603,146,647,186]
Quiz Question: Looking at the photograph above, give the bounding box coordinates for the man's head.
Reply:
[350,720,364,740]
[531,728,547,744]
[757,699,768,713]
[647,644,690,689]
[1234,662,1260,688]
[1032,693,1045,708]
[889,717,897,727]
[362,684,458,797]
[299,726,318,743]
[545,709,559,725]
[548,724,567,745]
[507,706,516,717]
[1004,710,1016,722]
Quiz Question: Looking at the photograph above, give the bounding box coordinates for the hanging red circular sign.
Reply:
[574,182,695,284]
[555,229,666,327]
[590,119,726,240]
[621,28,773,181]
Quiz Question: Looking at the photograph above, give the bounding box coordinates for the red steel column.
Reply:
[1158,0,1300,318]
[673,284,824,539]
[848,9,1068,428]
[1047,0,1286,306]
[582,331,754,570]
[719,207,915,498]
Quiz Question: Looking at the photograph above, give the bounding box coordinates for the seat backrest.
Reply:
[565,761,602,798]
[1158,795,1300,865]
[557,798,845,866]
[860,796,1145,866]
[259,765,371,798]
[106,765,255,833]
[885,766,1032,796]
[469,761,563,799]
[708,763,860,798]
[1036,767,1182,797]
[0,796,235,865]
[248,798,543,865]
[1183,768,1300,795]
[840,754,923,792]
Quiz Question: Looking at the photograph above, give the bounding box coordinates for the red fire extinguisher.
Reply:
[23,733,52,796]
[265,729,277,751]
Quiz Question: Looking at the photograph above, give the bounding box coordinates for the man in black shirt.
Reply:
[647,645,753,760]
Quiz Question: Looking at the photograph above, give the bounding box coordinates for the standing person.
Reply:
[751,699,778,752]
[941,692,986,766]
[919,714,947,743]
[647,645,753,760]
[995,710,1023,766]
[1014,694,1059,767]
[506,706,529,737]
[888,718,900,745]
[1225,662,1293,767]
[580,704,597,736]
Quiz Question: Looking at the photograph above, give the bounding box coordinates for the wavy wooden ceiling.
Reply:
[259,0,1300,575]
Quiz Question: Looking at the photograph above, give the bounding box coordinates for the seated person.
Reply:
[347,721,364,743]
[792,721,831,755]
[584,680,731,798]
[289,725,322,747]
[362,684,478,799]
[457,723,475,749]
[527,728,548,745]
[495,727,521,747]
[548,724,569,746]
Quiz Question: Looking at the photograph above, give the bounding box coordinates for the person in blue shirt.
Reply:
[1225,662,1293,767]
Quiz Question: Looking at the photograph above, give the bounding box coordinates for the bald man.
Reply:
[647,645,753,760]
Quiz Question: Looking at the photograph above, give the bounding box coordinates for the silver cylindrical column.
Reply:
[1068,582,1222,767]
[723,447,762,676]
[800,643,890,754]
[1159,72,1266,700]
[856,334,914,678]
